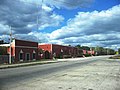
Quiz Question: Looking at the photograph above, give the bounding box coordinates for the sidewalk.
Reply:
[0,56,111,69]
[0,60,58,69]
[0,57,86,69]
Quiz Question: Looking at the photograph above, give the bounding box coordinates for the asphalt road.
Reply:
[0,56,110,90]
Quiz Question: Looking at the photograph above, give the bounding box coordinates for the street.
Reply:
[0,56,120,90]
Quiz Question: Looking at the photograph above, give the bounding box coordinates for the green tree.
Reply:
[81,46,90,50]
[75,45,90,50]
[75,45,81,49]
[68,45,71,46]
[0,40,4,44]
[0,47,7,55]
[118,48,120,54]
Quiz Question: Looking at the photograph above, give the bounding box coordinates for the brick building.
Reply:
[7,39,38,63]
[38,44,83,59]
[0,39,95,63]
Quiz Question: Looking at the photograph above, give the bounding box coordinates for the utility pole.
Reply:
[9,26,12,64]
[37,0,43,30]
[36,0,43,42]
[37,3,39,31]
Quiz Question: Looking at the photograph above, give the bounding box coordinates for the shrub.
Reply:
[84,54,91,57]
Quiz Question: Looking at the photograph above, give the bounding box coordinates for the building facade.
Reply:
[8,39,38,63]
[0,39,95,64]
[38,44,83,59]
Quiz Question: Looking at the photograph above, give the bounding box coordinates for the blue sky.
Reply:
[44,0,120,33]
[0,0,120,49]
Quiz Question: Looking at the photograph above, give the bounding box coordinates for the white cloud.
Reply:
[20,0,94,9]
[28,32,50,43]
[0,0,64,34]
[1,0,120,49]
[44,0,94,9]
[49,5,120,48]
[42,4,53,12]
[0,24,9,34]
[38,13,64,30]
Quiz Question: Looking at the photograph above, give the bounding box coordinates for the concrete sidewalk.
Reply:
[0,57,88,69]
[0,60,58,69]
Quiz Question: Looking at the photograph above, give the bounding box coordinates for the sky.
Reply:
[0,0,120,50]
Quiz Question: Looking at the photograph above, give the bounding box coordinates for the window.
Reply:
[26,53,30,61]
[19,53,23,60]
[32,53,36,60]
[32,50,36,60]
[19,49,23,61]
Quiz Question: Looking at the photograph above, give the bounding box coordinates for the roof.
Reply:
[0,44,10,47]
[38,43,77,48]
[14,39,38,43]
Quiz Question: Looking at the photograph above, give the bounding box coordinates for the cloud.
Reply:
[28,32,50,43]
[0,24,10,34]
[0,0,64,35]
[0,0,92,43]
[38,13,64,30]
[51,5,120,39]
[1,0,120,49]
[44,0,94,9]
[49,33,120,48]
[20,0,94,9]
[42,4,53,12]
[50,5,120,48]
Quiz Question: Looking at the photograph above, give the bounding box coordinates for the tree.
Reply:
[0,47,7,55]
[109,49,115,55]
[95,46,107,55]
[81,46,90,50]
[118,48,120,54]
[0,40,4,44]
[75,45,91,50]
[0,40,8,44]
[75,45,81,49]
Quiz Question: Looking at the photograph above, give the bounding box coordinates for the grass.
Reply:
[109,55,120,59]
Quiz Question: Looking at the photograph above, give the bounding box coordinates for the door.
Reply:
[45,51,50,59]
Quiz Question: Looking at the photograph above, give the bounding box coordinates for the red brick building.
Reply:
[8,39,38,62]
[87,50,95,55]
[38,44,83,59]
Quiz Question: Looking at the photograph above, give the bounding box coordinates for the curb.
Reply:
[0,61,58,69]
[0,56,103,69]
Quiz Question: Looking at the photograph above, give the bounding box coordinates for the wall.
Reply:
[39,44,80,59]
[38,44,52,59]
[15,47,38,62]
[12,39,38,62]
[0,55,9,64]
